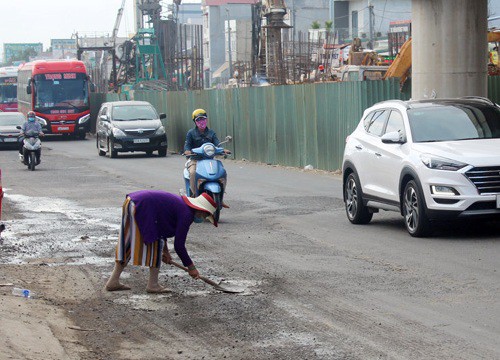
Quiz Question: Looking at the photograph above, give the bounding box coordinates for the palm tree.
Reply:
[311,21,321,29]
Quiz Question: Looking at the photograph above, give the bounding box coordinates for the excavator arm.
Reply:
[383,38,412,86]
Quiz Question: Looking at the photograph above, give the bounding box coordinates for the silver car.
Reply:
[0,112,24,149]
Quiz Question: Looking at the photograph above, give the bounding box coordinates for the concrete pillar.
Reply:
[412,0,488,99]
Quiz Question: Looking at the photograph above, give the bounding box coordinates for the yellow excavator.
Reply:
[384,31,500,84]
[382,38,412,87]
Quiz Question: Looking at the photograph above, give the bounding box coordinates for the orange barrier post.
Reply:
[0,169,3,220]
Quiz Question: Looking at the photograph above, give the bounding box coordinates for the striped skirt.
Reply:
[115,197,164,268]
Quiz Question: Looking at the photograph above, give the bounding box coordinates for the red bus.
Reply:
[0,66,18,112]
[17,60,94,139]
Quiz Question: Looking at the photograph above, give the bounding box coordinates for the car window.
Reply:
[363,112,376,130]
[384,110,405,134]
[100,107,107,116]
[112,105,157,121]
[408,104,500,142]
[0,113,25,126]
[366,110,388,136]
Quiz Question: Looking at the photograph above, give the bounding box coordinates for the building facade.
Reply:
[202,0,258,86]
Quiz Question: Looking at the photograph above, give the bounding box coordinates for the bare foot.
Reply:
[105,283,131,292]
[146,286,172,294]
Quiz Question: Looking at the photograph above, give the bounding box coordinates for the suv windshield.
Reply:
[112,105,157,121]
[408,104,500,142]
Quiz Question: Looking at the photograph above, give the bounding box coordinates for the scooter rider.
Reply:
[183,109,230,196]
[19,111,44,164]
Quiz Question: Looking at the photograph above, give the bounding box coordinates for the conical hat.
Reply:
[182,193,218,226]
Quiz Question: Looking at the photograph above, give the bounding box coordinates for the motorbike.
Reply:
[183,136,232,222]
[17,128,42,171]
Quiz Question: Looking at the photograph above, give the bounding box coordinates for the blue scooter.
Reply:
[183,136,232,222]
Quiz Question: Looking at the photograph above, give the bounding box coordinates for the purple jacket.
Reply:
[128,190,195,266]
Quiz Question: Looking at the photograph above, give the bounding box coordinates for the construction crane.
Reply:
[112,0,127,48]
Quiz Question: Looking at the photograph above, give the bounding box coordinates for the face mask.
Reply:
[193,216,204,223]
[28,117,35,122]
[196,118,207,130]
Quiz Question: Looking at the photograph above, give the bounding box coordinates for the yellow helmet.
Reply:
[192,108,207,122]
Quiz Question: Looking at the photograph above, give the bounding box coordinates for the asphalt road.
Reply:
[0,135,499,360]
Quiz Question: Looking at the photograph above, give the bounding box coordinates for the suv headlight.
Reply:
[420,154,467,171]
[35,116,47,126]
[155,126,165,135]
[112,127,127,137]
[78,114,90,124]
[202,144,215,157]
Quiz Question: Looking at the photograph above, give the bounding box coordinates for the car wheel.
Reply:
[108,139,117,158]
[403,180,431,237]
[158,147,167,157]
[344,172,373,224]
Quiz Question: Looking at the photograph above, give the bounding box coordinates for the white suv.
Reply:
[342,97,500,237]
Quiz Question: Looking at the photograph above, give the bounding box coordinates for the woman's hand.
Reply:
[188,268,200,279]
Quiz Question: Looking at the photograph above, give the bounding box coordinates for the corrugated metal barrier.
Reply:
[91,76,500,171]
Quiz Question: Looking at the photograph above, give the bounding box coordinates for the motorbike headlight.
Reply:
[420,154,467,171]
[155,126,165,135]
[78,114,90,124]
[112,127,127,137]
[203,144,215,157]
[35,116,47,126]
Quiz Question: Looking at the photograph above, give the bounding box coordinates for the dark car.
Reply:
[96,101,167,158]
[0,112,24,149]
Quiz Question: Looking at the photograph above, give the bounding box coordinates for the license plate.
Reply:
[133,138,150,144]
[3,137,17,142]
[58,126,70,131]
[497,195,500,209]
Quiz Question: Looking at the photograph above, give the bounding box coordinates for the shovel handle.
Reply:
[167,259,221,288]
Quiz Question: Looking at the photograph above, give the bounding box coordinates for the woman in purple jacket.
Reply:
[105,190,218,293]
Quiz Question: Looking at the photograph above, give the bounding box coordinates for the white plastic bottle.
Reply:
[12,287,35,298]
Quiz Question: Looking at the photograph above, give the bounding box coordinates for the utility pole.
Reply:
[226,8,233,78]
[368,0,374,49]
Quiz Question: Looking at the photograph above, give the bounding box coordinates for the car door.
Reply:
[355,109,390,198]
[96,106,109,149]
[372,109,408,203]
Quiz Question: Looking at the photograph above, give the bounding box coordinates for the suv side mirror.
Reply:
[381,131,405,144]
[159,113,166,120]
[99,115,109,122]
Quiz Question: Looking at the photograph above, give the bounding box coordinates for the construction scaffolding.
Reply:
[155,21,204,91]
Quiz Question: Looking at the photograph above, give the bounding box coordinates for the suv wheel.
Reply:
[403,180,431,237]
[344,172,373,224]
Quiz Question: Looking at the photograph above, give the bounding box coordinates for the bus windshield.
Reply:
[33,72,89,112]
[0,77,17,104]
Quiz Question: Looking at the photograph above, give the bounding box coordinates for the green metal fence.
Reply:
[129,78,406,171]
[91,76,500,171]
